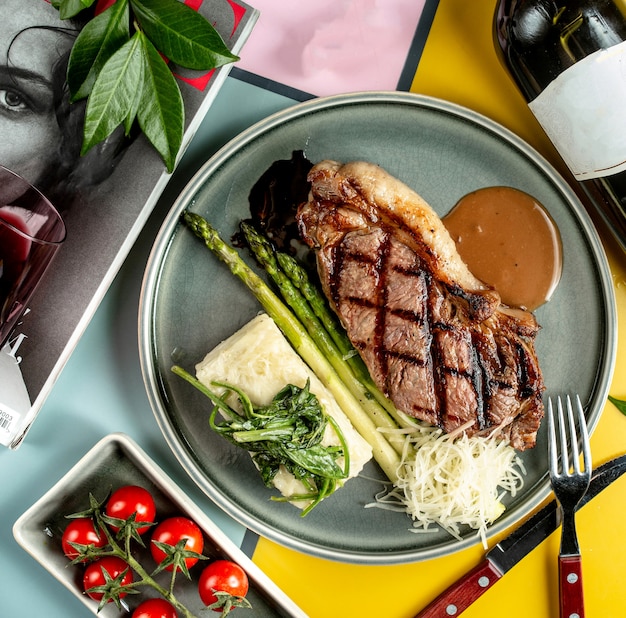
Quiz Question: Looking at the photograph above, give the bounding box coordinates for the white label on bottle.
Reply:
[528,40,626,180]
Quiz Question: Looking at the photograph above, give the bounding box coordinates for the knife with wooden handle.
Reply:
[414,454,626,617]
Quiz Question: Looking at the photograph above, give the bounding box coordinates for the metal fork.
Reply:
[547,395,592,618]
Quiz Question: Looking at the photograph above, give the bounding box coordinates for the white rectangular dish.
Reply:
[13,432,306,617]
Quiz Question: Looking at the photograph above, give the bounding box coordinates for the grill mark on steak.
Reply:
[374,232,393,388]
[335,227,493,430]
[297,160,546,451]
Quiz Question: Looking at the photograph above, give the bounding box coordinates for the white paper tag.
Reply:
[0,343,31,447]
[529,40,626,180]
[0,404,21,447]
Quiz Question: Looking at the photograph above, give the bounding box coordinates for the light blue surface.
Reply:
[0,76,297,617]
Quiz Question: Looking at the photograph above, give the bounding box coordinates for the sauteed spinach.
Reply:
[172,368,349,516]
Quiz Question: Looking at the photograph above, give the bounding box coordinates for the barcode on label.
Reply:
[0,407,17,447]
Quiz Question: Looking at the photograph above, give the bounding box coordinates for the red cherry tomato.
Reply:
[198,560,249,608]
[82,556,133,602]
[105,485,156,534]
[150,516,204,572]
[132,597,178,618]
[61,518,106,561]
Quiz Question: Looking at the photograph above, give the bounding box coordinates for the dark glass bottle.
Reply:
[494,0,626,250]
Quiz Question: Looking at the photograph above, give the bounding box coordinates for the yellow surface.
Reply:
[252,1,626,616]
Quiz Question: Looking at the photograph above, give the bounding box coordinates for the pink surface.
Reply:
[238,0,428,96]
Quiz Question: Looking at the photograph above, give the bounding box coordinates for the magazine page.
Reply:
[233,0,438,98]
[0,0,258,448]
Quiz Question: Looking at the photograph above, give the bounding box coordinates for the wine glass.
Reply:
[0,166,66,348]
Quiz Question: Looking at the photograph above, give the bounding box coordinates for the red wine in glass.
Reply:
[0,166,66,348]
[0,209,32,327]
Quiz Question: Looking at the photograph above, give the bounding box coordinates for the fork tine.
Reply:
[557,396,571,475]
[574,394,592,475]
[547,398,558,475]
[564,395,580,474]
[549,395,591,477]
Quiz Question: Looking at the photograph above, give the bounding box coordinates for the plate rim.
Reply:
[138,90,617,564]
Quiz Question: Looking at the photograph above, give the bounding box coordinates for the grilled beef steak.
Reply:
[297,160,545,451]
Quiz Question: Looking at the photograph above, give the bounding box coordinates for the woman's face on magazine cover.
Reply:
[0,1,74,186]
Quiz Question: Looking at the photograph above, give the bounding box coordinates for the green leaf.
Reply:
[67,0,131,101]
[150,538,207,578]
[286,445,347,479]
[608,395,626,416]
[136,32,184,172]
[52,0,97,20]
[123,72,143,136]
[81,33,145,156]
[130,0,239,70]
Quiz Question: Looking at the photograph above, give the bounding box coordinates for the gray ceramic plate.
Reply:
[13,433,306,617]
[139,92,616,564]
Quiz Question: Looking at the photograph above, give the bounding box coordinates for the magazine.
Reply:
[0,0,259,448]
[233,0,439,97]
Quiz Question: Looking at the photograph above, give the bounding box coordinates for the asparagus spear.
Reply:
[182,211,401,483]
[275,251,366,372]
[240,221,406,454]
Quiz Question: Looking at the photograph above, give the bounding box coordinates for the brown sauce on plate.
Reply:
[443,186,562,310]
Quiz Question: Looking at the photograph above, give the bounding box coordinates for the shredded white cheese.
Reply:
[195,313,373,508]
[370,423,525,547]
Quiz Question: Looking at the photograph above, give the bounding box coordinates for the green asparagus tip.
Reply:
[241,221,270,250]
[181,211,198,234]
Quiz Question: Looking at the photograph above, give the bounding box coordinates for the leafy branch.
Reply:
[52,0,239,171]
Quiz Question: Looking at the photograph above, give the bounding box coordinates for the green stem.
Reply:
[231,427,294,443]
[95,512,199,618]
[171,365,238,420]
[327,413,350,478]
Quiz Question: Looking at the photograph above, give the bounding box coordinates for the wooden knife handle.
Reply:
[559,555,584,618]
[413,560,503,617]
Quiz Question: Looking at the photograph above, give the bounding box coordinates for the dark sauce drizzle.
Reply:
[238,150,314,260]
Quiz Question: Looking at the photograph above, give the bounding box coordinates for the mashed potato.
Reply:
[195,313,373,508]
